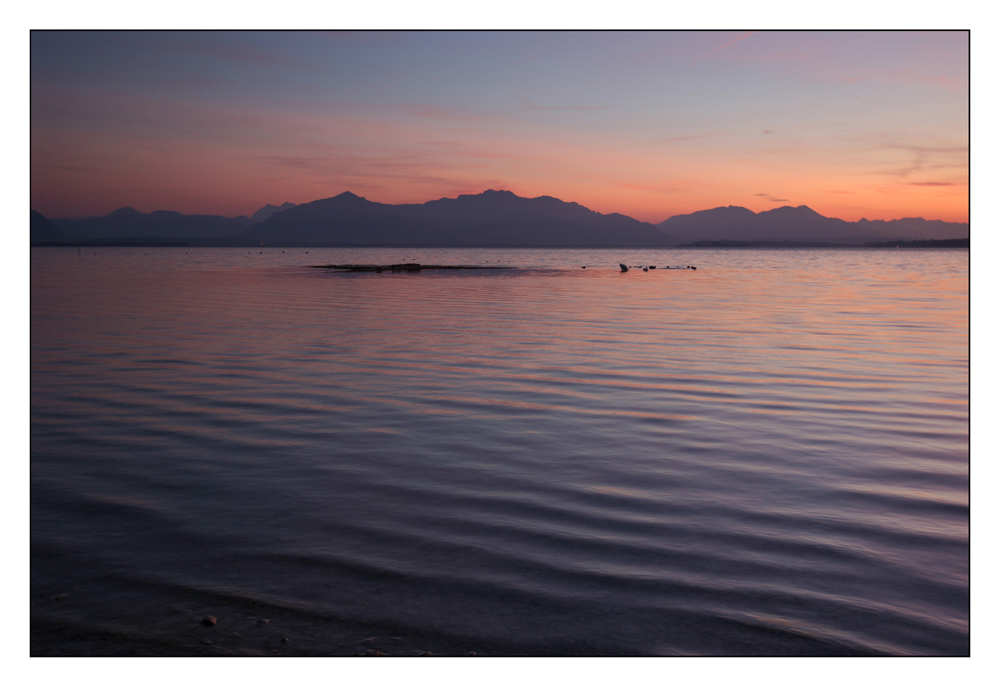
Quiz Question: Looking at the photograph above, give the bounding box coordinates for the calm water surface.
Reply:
[30,247,968,655]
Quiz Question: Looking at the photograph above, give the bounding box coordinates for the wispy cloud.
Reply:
[862,134,969,179]
[258,151,504,192]
[907,181,957,187]
[928,75,967,92]
[755,193,790,203]
[689,32,756,68]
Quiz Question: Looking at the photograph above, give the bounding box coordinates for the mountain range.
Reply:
[240,190,669,247]
[32,191,969,247]
[250,202,297,224]
[31,209,63,243]
[659,205,968,244]
[49,206,255,242]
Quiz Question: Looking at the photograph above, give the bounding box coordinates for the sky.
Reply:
[30,31,969,223]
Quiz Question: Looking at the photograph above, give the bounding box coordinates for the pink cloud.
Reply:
[689,32,756,67]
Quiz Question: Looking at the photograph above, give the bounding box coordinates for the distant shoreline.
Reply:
[676,238,969,249]
[31,239,969,249]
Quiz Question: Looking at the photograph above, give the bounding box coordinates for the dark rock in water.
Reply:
[201,616,217,626]
[52,593,69,601]
[620,263,628,272]
[257,619,270,626]
[465,652,477,656]
[418,651,435,656]
[282,637,290,643]
[353,650,388,656]
[649,266,656,269]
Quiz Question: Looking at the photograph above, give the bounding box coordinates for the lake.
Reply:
[30,246,969,656]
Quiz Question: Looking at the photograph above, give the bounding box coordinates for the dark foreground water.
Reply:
[30,247,968,656]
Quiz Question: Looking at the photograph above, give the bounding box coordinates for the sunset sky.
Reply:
[30,31,969,223]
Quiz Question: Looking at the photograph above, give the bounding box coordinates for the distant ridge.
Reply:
[250,202,297,223]
[660,205,968,244]
[50,207,253,242]
[241,190,674,247]
[32,194,969,246]
[31,210,63,243]
[864,238,969,248]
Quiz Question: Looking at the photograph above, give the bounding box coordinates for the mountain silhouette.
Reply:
[36,193,969,246]
[659,205,968,244]
[250,202,297,223]
[242,190,675,247]
[52,208,254,241]
[31,210,63,243]
[854,216,970,241]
